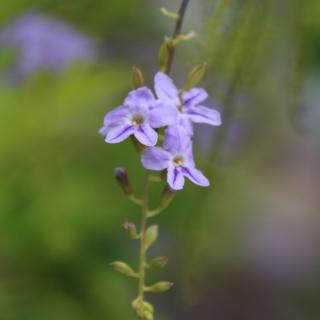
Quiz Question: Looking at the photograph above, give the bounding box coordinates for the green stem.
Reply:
[138,171,150,301]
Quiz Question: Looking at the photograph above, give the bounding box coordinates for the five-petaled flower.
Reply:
[99,87,176,146]
[154,72,221,135]
[141,126,209,190]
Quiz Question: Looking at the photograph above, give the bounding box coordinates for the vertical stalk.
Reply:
[138,171,150,301]
[166,0,190,74]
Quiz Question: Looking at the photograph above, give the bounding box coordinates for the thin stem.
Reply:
[166,0,190,74]
[138,171,150,301]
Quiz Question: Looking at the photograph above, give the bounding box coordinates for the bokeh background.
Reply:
[1,0,320,319]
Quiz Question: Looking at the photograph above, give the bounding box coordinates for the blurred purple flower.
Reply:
[154,72,221,135]
[99,87,176,146]
[141,126,209,190]
[0,12,97,79]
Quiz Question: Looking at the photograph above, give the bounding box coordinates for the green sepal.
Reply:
[158,38,171,72]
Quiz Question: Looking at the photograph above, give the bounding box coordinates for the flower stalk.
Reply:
[102,0,222,319]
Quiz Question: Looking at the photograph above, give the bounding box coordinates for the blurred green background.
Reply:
[0,0,320,319]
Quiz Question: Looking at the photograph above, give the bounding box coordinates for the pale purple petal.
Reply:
[141,147,171,170]
[154,72,180,105]
[105,124,134,143]
[178,116,194,135]
[149,102,178,128]
[164,125,191,153]
[187,106,221,126]
[167,166,185,190]
[182,88,208,107]
[124,87,156,109]
[134,123,158,146]
[103,105,128,125]
[181,167,210,187]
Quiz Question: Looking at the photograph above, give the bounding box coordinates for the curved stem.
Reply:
[138,171,150,301]
[166,0,190,74]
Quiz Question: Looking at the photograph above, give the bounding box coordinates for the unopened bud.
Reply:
[159,184,176,209]
[132,298,154,319]
[183,62,208,90]
[145,281,173,293]
[110,261,138,278]
[123,221,139,239]
[158,38,171,72]
[149,256,168,268]
[115,167,133,196]
[132,66,144,89]
[160,7,179,20]
[145,225,158,250]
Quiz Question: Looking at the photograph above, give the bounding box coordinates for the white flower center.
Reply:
[172,155,185,167]
[131,114,145,126]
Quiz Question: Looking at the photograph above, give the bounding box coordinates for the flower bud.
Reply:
[145,281,173,293]
[159,184,176,209]
[132,298,154,319]
[160,7,179,20]
[115,167,133,196]
[145,225,158,250]
[183,62,208,90]
[149,256,168,268]
[132,66,144,89]
[158,38,170,72]
[123,221,139,239]
[110,261,138,278]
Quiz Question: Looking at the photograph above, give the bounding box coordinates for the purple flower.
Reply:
[154,72,222,135]
[0,12,96,80]
[141,126,209,190]
[99,87,177,146]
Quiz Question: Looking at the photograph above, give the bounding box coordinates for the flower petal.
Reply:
[105,124,134,143]
[103,105,128,125]
[187,106,221,126]
[182,88,208,107]
[181,167,210,187]
[154,72,179,105]
[124,87,156,109]
[164,125,192,153]
[134,123,158,146]
[167,166,185,190]
[141,147,171,170]
[149,102,178,128]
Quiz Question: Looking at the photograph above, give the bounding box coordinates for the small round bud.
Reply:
[115,167,133,196]
[123,221,139,239]
[149,256,168,268]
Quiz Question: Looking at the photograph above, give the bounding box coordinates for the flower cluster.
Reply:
[100,72,221,190]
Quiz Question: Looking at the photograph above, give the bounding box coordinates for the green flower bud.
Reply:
[158,38,171,72]
[145,281,174,293]
[145,225,158,250]
[160,7,179,20]
[110,261,138,278]
[159,184,176,209]
[132,66,144,89]
[115,167,133,196]
[149,256,168,268]
[123,221,139,239]
[132,298,154,319]
[183,62,208,90]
